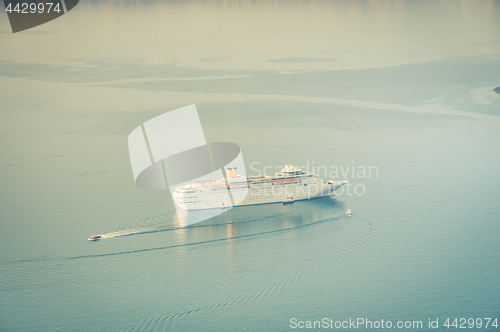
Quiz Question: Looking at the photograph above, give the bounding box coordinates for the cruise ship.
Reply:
[172,165,347,211]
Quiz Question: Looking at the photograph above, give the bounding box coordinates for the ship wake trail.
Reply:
[98,211,177,239]
[145,214,377,330]
[71,211,346,259]
[95,207,295,240]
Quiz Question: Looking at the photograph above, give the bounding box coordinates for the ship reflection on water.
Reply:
[172,196,345,246]
[226,223,238,238]
[175,208,229,227]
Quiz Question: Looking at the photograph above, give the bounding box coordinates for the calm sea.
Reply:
[0,0,499,330]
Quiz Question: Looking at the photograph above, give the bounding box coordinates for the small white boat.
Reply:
[88,235,102,241]
[346,209,352,217]
[219,203,230,209]
[283,197,294,204]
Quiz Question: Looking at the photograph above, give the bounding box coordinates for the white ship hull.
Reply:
[174,182,345,210]
[173,165,347,211]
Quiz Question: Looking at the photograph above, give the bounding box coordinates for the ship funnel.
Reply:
[226,167,233,179]
[232,167,237,178]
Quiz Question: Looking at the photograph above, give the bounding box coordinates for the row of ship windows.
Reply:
[181,184,317,196]
[178,192,315,204]
[180,191,317,201]
[181,188,316,199]
[177,180,318,194]
[179,187,318,200]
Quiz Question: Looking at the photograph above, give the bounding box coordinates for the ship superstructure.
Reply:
[172,165,346,211]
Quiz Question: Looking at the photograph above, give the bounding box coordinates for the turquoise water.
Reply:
[1,1,499,330]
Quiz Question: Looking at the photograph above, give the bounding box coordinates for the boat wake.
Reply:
[74,212,346,259]
[89,211,177,240]
[89,203,313,241]
[127,213,377,330]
